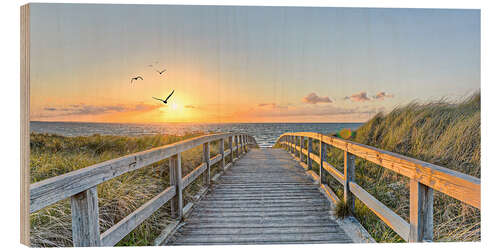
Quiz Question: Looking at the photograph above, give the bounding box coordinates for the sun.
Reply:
[171,102,179,110]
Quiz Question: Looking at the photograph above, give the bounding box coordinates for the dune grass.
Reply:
[347,93,480,242]
[29,132,233,247]
[276,93,480,242]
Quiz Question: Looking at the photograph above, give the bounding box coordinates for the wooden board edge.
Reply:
[20,3,30,247]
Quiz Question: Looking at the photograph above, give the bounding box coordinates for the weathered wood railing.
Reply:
[29,133,257,247]
[276,132,480,242]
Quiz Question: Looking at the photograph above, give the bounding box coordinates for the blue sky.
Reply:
[29,4,480,123]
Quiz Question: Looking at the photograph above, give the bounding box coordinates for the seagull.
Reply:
[152,90,175,104]
[130,76,143,84]
[156,69,166,75]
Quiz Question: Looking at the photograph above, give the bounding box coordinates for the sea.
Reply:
[30,121,363,148]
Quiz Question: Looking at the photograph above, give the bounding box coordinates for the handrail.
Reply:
[30,132,257,246]
[275,132,480,242]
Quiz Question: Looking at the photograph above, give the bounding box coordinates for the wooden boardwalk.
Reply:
[167,148,353,245]
[27,132,480,246]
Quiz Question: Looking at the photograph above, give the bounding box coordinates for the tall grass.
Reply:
[30,132,227,247]
[336,93,480,242]
[351,93,480,242]
[276,93,480,242]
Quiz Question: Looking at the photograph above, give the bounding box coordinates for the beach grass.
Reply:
[29,132,229,247]
[283,93,480,242]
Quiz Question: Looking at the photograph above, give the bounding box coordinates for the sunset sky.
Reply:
[29,4,480,123]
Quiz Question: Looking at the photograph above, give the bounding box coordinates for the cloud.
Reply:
[345,92,371,102]
[302,93,333,104]
[258,103,274,107]
[257,103,288,110]
[373,92,395,100]
[42,103,161,117]
[184,105,196,109]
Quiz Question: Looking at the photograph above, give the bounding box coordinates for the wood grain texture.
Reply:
[349,182,410,241]
[167,148,353,245]
[100,186,176,246]
[169,156,179,218]
[71,187,100,247]
[409,179,434,242]
[181,163,207,190]
[344,151,355,213]
[277,132,480,209]
[20,3,31,246]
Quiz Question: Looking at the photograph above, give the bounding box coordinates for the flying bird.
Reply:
[156,69,166,75]
[152,90,175,104]
[130,76,143,84]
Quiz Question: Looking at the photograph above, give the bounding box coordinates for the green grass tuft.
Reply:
[334,199,350,219]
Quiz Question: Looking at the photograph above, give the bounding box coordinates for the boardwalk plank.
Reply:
[165,148,353,245]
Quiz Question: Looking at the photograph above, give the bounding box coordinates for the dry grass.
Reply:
[29,132,229,247]
[275,93,480,242]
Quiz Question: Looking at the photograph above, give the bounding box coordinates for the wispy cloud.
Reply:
[344,92,371,102]
[41,103,161,117]
[373,92,395,100]
[302,93,333,104]
[257,103,287,109]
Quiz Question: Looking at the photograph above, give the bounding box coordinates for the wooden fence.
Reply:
[29,133,256,247]
[276,132,480,242]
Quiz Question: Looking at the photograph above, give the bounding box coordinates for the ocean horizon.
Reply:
[30,121,363,148]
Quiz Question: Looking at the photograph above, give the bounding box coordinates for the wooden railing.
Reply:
[275,132,480,243]
[29,133,257,247]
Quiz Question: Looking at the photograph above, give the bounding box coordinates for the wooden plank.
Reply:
[300,136,304,162]
[181,163,207,190]
[349,182,410,241]
[169,156,178,217]
[175,153,183,217]
[100,186,176,246]
[307,137,312,170]
[203,142,210,185]
[277,132,480,209]
[30,132,240,212]
[71,186,100,247]
[320,184,341,205]
[409,179,434,242]
[344,151,355,213]
[235,135,239,157]
[20,4,31,246]
[154,221,180,246]
[209,154,222,167]
[220,138,225,171]
[229,136,234,163]
[320,140,326,184]
[307,151,344,184]
[224,162,232,171]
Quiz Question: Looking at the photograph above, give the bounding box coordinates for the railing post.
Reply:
[300,136,304,162]
[241,135,244,153]
[169,155,179,218]
[241,135,245,153]
[236,135,240,157]
[307,137,312,170]
[288,136,292,152]
[409,180,434,242]
[319,140,326,184]
[71,186,100,247]
[229,136,234,163]
[292,136,296,155]
[220,138,225,170]
[203,142,210,185]
[175,153,183,217]
[344,151,356,215]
